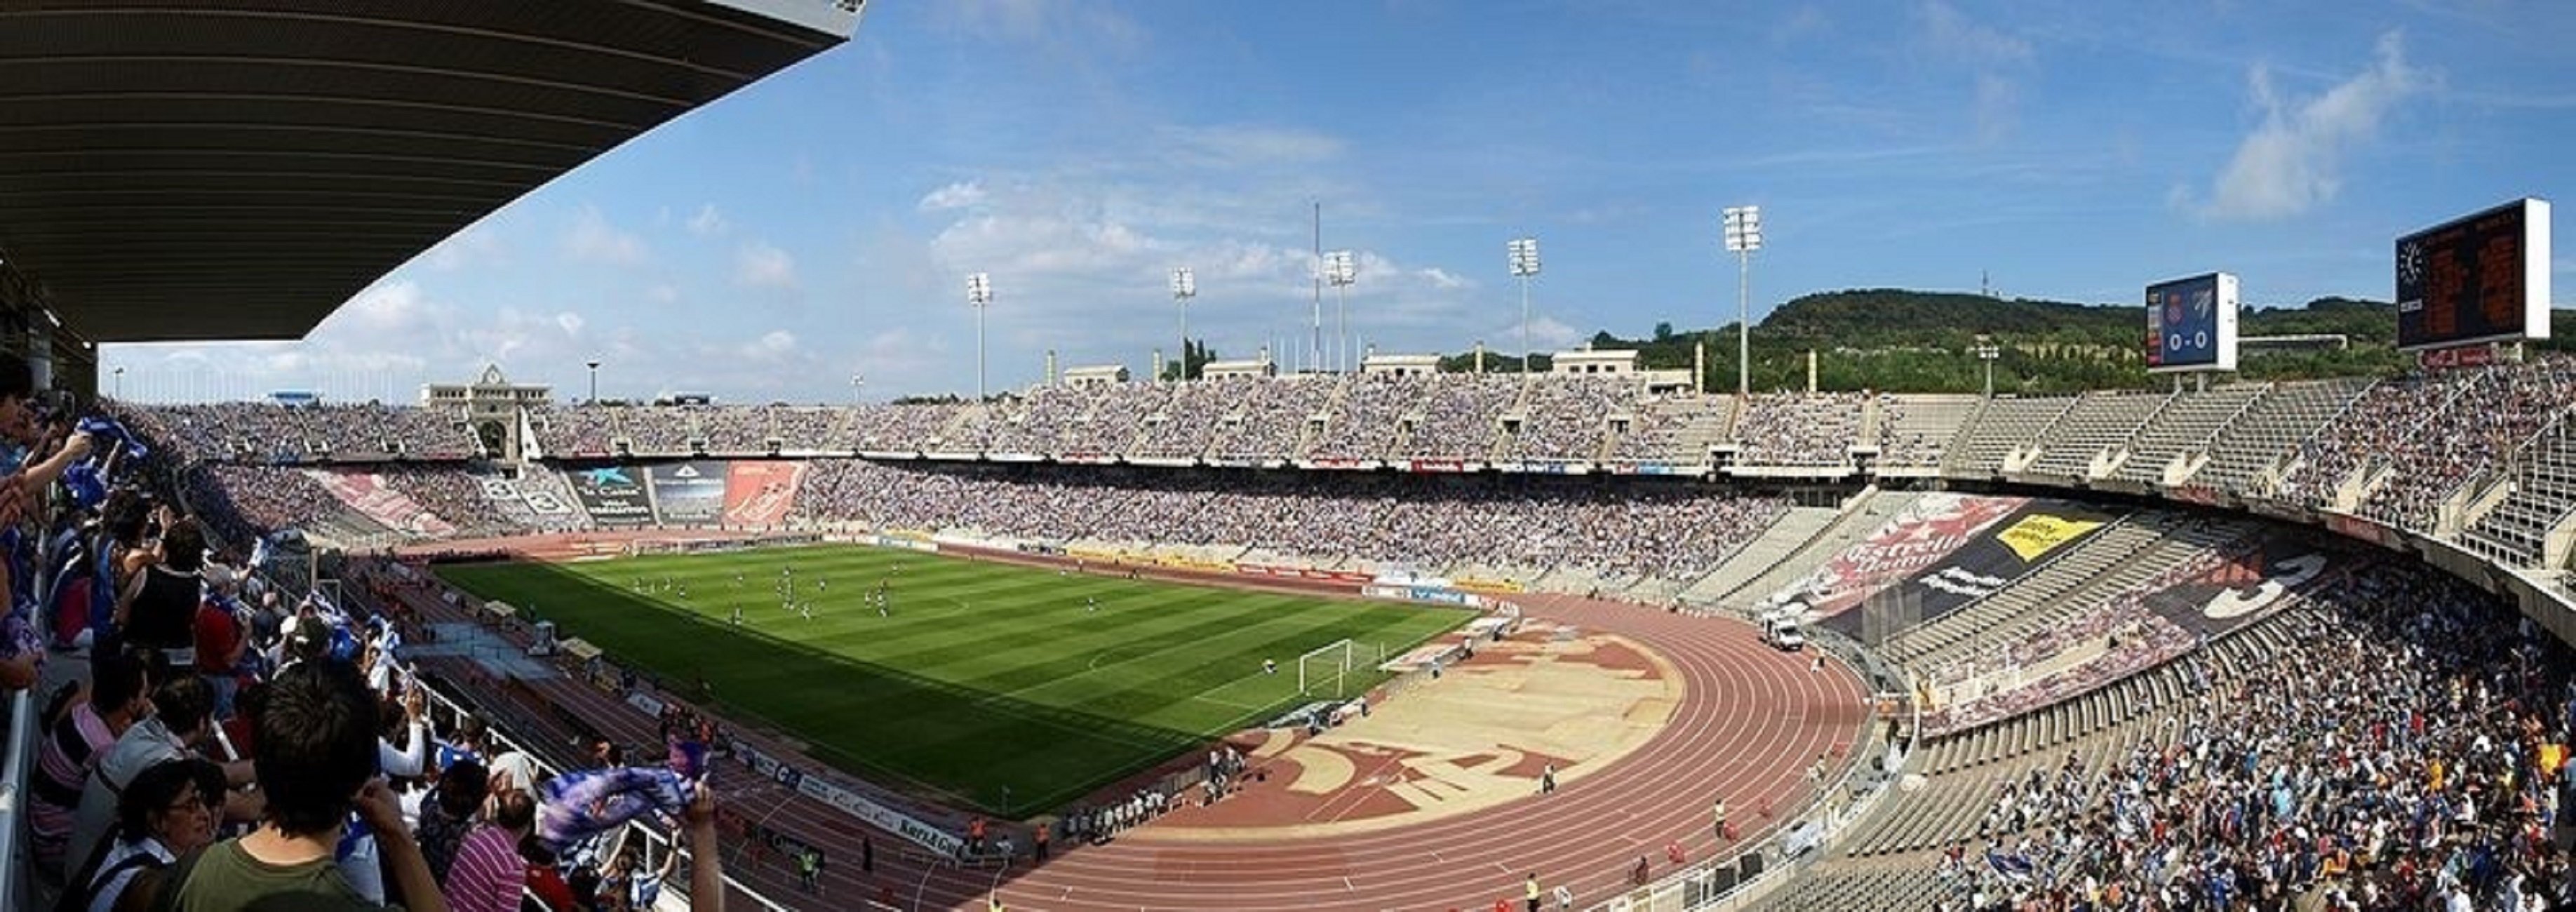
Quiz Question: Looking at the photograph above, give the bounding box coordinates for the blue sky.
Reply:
[102,0,2576,403]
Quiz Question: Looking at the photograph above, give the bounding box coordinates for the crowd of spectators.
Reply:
[1606,395,1715,464]
[528,405,622,458]
[791,460,1790,582]
[2276,359,2576,524]
[1393,374,1522,462]
[2,354,739,911]
[1505,375,1632,462]
[1732,391,1865,467]
[2356,358,2576,529]
[1935,560,2574,911]
[1306,373,1433,461]
[1131,379,1242,460]
[1209,376,1336,462]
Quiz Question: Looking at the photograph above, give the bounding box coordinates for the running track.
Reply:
[377,559,1867,911]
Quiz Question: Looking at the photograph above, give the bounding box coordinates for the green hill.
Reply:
[1440,290,2576,396]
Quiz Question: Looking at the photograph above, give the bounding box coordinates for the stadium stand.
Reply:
[2102,383,2267,488]
[1873,394,1979,472]
[1390,374,1520,462]
[1503,374,1635,462]
[2461,415,2576,568]
[1942,396,2077,478]
[2183,375,2375,495]
[1605,393,1736,465]
[2016,390,2173,483]
[1731,392,1865,468]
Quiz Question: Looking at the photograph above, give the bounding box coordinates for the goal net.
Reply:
[1297,638,1356,697]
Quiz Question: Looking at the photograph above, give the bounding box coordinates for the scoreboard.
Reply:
[2395,198,2552,351]
[2145,272,2238,373]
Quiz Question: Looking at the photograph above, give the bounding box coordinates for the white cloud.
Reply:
[1916,1,2032,145]
[422,226,507,271]
[739,330,799,360]
[645,285,680,304]
[687,203,730,238]
[735,241,798,290]
[1157,124,1347,169]
[2191,32,2422,221]
[918,181,989,212]
[1919,0,2031,62]
[563,206,648,265]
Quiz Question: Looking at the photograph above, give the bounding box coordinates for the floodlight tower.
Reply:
[1975,339,2001,398]
[1171,267,1197,382]
[1722,205,1763,396]
[1508,237,1541,384]
[966,272,993,401]
[1325,250,1357,372]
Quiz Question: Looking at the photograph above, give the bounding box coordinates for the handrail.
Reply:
[1,685,36,912]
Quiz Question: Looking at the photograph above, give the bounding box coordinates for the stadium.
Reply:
[1,4,2572,912]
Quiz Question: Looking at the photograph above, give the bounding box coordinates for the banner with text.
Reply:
[567,466,656,527]
[307,470,458,537]
[645,461,729,525]
[1820,500,2117,636]
[1774,493,2027,619]
[723,460,805,526]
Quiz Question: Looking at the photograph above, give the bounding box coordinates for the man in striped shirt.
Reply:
[30,651,149,877]
[441,790,535,912]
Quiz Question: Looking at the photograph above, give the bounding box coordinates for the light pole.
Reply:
[1722,206,1762,397]
[584,360,600,405]
[851,373,866,403]
[1325,250,1356,373]
[1171,267,1196,382]
[1974,339,2001,398]
[1508,237,1541,384]
[112,366,123,400]
[966,272,993,401]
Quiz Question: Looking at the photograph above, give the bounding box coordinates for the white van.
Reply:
[1761,612,1806,651]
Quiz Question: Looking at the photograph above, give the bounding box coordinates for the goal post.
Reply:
[1297,638,1356,698]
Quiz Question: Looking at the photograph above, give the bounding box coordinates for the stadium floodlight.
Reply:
[966,272,993,400]
[851,373,866,403]
[1171,267,1197,382]
[1325,250,1357,372]
[1974,340,2001,398]
[1508,237,1541,383]
[585,360,601,405]
[1722,206,1762,396]
[112,366,123,400]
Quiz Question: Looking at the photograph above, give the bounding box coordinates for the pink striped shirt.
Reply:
[441,824,526,912]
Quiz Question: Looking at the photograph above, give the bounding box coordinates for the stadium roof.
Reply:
[0,0,860,343]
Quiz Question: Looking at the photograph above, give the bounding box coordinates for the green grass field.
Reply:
[436,545,1468,816]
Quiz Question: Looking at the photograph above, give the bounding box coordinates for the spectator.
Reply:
[415,758,490,883]
[62,757,227,912]
[65,674,251,883]
[153,662,446,912]
[442,789,535,912]
[118,516,208,679]
[30,650,152,876]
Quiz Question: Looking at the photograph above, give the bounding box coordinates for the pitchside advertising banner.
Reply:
[645,461,729,524]
[1820,500,2117,635]
[723,461,805,526]
[568,467,655,527]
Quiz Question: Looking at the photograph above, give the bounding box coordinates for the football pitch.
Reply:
[436,544,1471,816]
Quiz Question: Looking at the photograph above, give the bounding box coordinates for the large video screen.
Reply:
[2396,198,2553,351]
[2145,271,2238,373]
